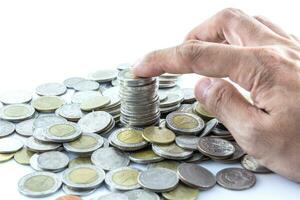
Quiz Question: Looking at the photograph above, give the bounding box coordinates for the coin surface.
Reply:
[142,126,175,144]
[16,119,34,137]
[64,77,86,89]
[175,135,199,151]
[148,160,180,171]
[177,163,216,190]
[105,167,141,190]
[160,93,184,108]
[91,147,130,171]
[56,103,83,121]
[36,82,67,96]
[125,189,160,200]
[0,152,14,163]
[241,154,271,173]
[80,96,111,111]
[46,122,82,142]
[0,120,15,137]
[78,111,112,133]
[0,90,32,104]
[0,137,23,153]
[37,151,69,171]
[215,142,245,163]
[138,168,179,192]
[71,91,103,104]
[18,171,62,197]
[152,143,193,160]
[216,167,256,190]
[200,118,218,137]
[73,80,100,91]
[129,149,163,164]
[0,104,35,121]
[14,148,34,165]
[62,184,96,196]
[68,157,92,168]
[162,183,199,200]
[25,137,61,152]
[181,88,196,103]
[193,102,214,120]
[33,114,67,129]
[32,96,64,112]
[88,69,118,83]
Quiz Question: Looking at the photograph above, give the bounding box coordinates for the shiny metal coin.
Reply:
[45,122,82,142]
[88,69,118,83]
[73,80,99,91]
[160,103,181,114]
[0,137,23,153]
[200,118,218,137]
[148,160,180,171]
[129,149,164,164]
[16,119,34,137]
[33,114,67,129]
[162,183,199,200]
[33,127,53,142]
[124,189,160,200]
[78,111,112,133]
[36,82,67,96]
[185,152,207,163]
[0,104,35,121]
[177,163,216,190]
[62,184,96,196]
[102,86,120,107]
[142,126,175,144]
[0,120,15,137]
[14,148,34,165]
[80,96,111,112]
[25,137,61,152]
[37,151,69,171]
[175,135,199,150]
[96,193,129,200]
[160,93,184,108]
[216,167,256,190]
[0,90,32,104]
[152,143,193,160]
[32,96,64,112]
[68,157,92,168]
[214,142,245,163]
[63,77,86,89]
[241,155,271,173]
[71,91,102,104]
[56,103,83,121]
[181,88,196,103]
[118,68,156,86]
[29,153,43,171]
[0,152,15,163]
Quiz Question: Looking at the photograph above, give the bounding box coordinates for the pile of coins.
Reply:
[0,66,272,200]
[158,73,181,88]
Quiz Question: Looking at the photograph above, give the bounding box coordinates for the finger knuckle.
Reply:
[255,46,285,68]
[176,40,204,65]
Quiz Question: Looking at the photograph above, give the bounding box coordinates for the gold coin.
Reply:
[14,148,34,165]
[49,124,75,137]
[0,153,14,163]
[68,157,92,168]
[172,115,198,129]
[32,96,64,112]
[80,96,110,112]
[68,167,99,184]
[68,135,97,149]
[193,102,214,120]
[24,174,55,192]
[142,126,175,144]
[117,128,144,144]
[112,168,139,187]
[130,149,159,160]
[4,105,29,118]
[149,160,180,171]
[162,183,199,200]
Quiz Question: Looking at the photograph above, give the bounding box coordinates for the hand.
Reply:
[132,8,300,182]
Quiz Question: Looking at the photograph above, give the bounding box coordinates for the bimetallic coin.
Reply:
[148,160,180,171]
[142,126,175,144]
[0,90,32,104]
[16,119,34,137]
[0,152,14,163]
[241,155,271,173]
[216,167,256,190]
[37,151,69,171]
[14,148,34,165]
[197,137,235,159]
[152,143,193,160]
[64,77,86,89]
[125,189,160,200]
[96,193,129,200]
[62,184,96,197]
[56,103,83,121]
[46,122,82,142]
[32,96,64,112]
[0,104,35,121]
[129,149,163,164]
[162,183,199,200]
[62,164,105,190]
[80,96,111,112]
[200,118,218,137]
[25,137,61,152]
[138,168,179,192]
[0,120,15,137]
[73,80,100,91]
[36,82,67,96]
[193,102,215,120]
[88,69,118,83]
[69,157,92,168]
[91,147,130,171]
[105,167,141,191]
[18,171,62,197]
[0,137,23,153]
[71,91,102,104]
[175,135,199,151]
[177,163,216,190]
[78,111,112,133]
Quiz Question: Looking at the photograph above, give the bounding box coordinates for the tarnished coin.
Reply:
[37,151,69,171]
[25,137,61,152]
[71,91,103,104]
[216,167,256,190]
[73,80,99,91]
[152,143,193,160]
[91,147,130,171]
[193,102,215,120]
[96,193,129,200]
[36,82,67,96]
[175,135,199,151]
[62,184,96,196]
[80,96,111,111]
[148,160,180,171]
[88,69,118,83]
[32,96,64,112]
[0,104,35,121]
[64,77,86,89]
[16,119,34,137]
[177,163,216,190]
[0,152,14,163]
[63,133,104,154]
[197,137,235,159]
[185,152,207,163]
[215,142,245,163]
[0,90,32,104]
[129,149,163,164]
[56,194,82,200]
[125,189,160,200]
[200,118,218,137]
[18,171,62,197]
[46,122,82,142]
[0,120,15,137]
[56,103,83,121]
[138,168,179,192]
[62,164,105,190]
[69,157,92,168]
[0,137,23,153]
[142,126,175,144]
[14,148,34,165]
[241,155,271,173]
[166,112,205,135]
[78,111,112,133]
[33,114,67,129]
[105,167,141,191]
[162,183,199,200]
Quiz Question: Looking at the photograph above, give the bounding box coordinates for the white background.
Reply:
[0,0,299,199]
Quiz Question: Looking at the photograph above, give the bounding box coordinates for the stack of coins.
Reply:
[158,73,181,88]
[118,68,160,127]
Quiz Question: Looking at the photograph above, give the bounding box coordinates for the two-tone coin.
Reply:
[45,122,82,142]
[162,183,199,200]
[80,96,111,112]
[142,126,175,144]
[68,157,92,168]
[0,104,35,121]
[62,184,96,196]
[152,143,193,160]
[129,149,164,164]
[32,96,64,112]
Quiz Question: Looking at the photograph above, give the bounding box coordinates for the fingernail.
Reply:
[195,78,212,99]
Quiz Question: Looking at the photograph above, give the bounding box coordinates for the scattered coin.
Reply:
[0,152,15,163]
[175,135,199,151]
[45,122,82,142]
[152,143,193,160]
[80,96,111,111]
[64,77,86,89]
[129,149,164,164]
[68,157,92,168]
[88,69,118,83]
[14,148,34,165]
[148,160,180,171]
[32,96,64,112]
[16,119,34,137]
[56,194,82,200]
[0,90,32,104]
[0,137,23,153]
[56,103,84,121]
[214,142,245,163]
[37,151,69,171]
[0,104,35,121]
[125,189,160,200]
[142,126,175,144]
[0,120,15,137]
[29,153,42,171]
[200,118,218,137]
[78,111,113,133]
[193,102,214,120]
[241,154,271,173]
[73,80,100,91]
[71,91,103,104]
[181,88,196,103]
[162,183,199,200]
[25,137,61,152]
[160,92,183,108]
[36,82,67,96]
[33,114,67,129]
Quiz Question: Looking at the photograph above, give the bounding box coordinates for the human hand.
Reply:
[133,8,300,182]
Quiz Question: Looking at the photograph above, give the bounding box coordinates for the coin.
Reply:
[56,103,84,121]
[91,147,130,171]
[25,137,61,152]
[241,155,271,173]
[64,77,86,89]
[116,63,131,71]
[14,148,34,165]
[0,90,32,104]
[162,183,199,200]
[129,149,163,164]
[0,104,35,121]
[56,194,82,200]
[96,193,129,200]
[200,118,218,137]
[166,112,205,135]
[63,133,104,154]
[215,142,245,163]
[185,152,207,163]
[32,96,64,112]
[181,88,196,103]
[160,93,184,108]
[138,168,179,192]
[177,163,216,190]
[152,143,193,160]
[175,135,199,151]
[33,114,67,128]
[30,153,43,171]
[148,160,180,171]
[37,151,69,171]
[0,120,15,137]
[80,96,111,111]
[197,137,235,159]
[62,164,105,190]
[102,86,120,107]
[73,80,100,91]
[0,152,14,163]
[88,69,118,83]
[193,102,214,120]
[36,82,67,96]
[216,167,256,190]
[46,122,82,142]
[125,189,160,200]
[18,171,62,197]
[78,111,112,133]
[16,119,34,137]
[105,167,141,191]
[62,184,96,196]
[71,91,103,104]
[142,126,175,144]
[69,157,92,168]
[0,137,23,153]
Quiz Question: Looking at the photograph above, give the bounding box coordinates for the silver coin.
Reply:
[33,114,67,129]
[185,152,207,163]
[175,135,199,150]
[215,142,245,163]
[181,88,195,103]
[0,104,35,121]
[29,153,42,171]
[16,119,34,137]
[96,193,129,200]
[62,184,96,196]
[241,155,271,173]
[88,69,118,83]
[116,63,131,71]
[0,120,15,137]
[45,122,82,142]
[129,149,164,164]
[160,93,184,108]
[216,167,256,190]
[56,103,83,121]
[138,168,179,192]
[102,86,120,107]
[118,68,156,86]
[18,171,62,197]
[152,143,193,160]
[124,189,160,200]
[177,163,216,190]
[91,147,130,171]
[73,80,100,91]
[71,91,103,104]
[36,82,67,96]
[0,90,32,104]
[0,137,23,153]
[160,103,181,114]
[33,127,52,142]
[37,151,69,171]
[78,111,112,133]
[200,118,218,137]
[25,137,61,152]
[63,77,86,88]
